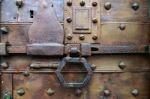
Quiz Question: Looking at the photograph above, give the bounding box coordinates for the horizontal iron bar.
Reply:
[91,45,149,54]
[6,45,150,55]
[1,69,150,73]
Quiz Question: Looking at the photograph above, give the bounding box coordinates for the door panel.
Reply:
[0,0,150,99]
[101,0,149,22]
[101,23,150,45]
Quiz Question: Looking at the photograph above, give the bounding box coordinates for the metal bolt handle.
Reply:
[56,57,93,88]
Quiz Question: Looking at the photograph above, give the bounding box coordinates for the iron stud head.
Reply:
[92,2,97,7]
[119,24,126,30]
[131,89,139,96]
[67,1,72,6]
[104,2,111,10]
[79,35,85,40]
[80,1,85,6]
[118,61,126,69]
[132,2,139,11]
[66,17,72,23]
[104,89,111,96]
[47,88,55,96]
[67,34,73,40]
[17,88,25,96]
[92,34,98,40]
[0,27,9,34]
[92,18,98,24]
[1,62,9,69]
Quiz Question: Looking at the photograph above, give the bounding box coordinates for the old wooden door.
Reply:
[0,0,150,99]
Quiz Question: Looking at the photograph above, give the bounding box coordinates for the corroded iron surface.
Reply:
[0,0,150,99]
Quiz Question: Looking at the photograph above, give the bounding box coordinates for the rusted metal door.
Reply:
[0,0,150,99]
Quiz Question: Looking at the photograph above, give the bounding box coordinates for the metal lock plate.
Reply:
[0,0,63,22]
[17,0,63,22]
[64,0,100,43]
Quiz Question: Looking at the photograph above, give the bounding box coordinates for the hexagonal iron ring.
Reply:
[56,57,93,88]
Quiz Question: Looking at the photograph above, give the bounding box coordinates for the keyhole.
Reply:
[30,10,34,18]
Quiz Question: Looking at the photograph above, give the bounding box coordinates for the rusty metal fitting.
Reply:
[104,2,111,10]
[119,24,126,30]
[79,35,85,40]
[104,89,111,96]
[131,2,139,11]
[92,18,98,24]
[118,61,126,69]
[1,62,9,69]
[0,27,9,34]
[56,57,93,88]
[67,34,73,40]
[92,34,98,40]
[92,2,97,7]
[16,0,24,8]
[80,0,85,6]
[17,88,25,96]
[67,0,72,6]
[47,88,55,96]
[131,89,139,96]
[66,17,72,23]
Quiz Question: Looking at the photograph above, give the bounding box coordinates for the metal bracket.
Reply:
[0,43,7,55]
[30,62,58,69]
[56,57,92,88]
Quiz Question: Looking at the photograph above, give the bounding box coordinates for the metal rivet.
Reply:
[1,62,9,69]
[0,27,9,34]
[131,2,139,11]
[119,24,126,30]
[104,89,111,96]
[47,88,55,96]
[67,0,72,6]
[75,89,82,96]
[92,34,98,40]
[66,17,72,23]
[131,89,139,96]
[80,1,85,6]
[23,71,30,77]
[79,35,85,40]
[92,18,98,24]
[118,61,126,69]
[104,2,111,10]
[16,0,24,8]
[17,88,25,96]
[67,34,73,40]
[91,64,97,70]
[4,92,12,99]
[92,2,97,7]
